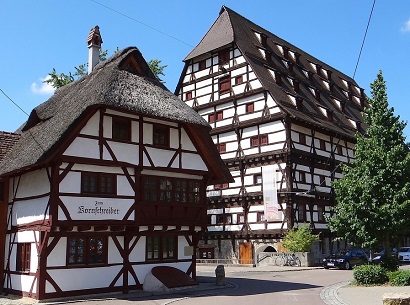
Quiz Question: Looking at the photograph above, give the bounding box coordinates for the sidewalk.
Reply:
[0,264,409,305]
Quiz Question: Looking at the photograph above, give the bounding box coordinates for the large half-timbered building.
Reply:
[0,29,231,299]
[175,6,366,264]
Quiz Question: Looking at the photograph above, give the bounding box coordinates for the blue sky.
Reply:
[1,1,410,137]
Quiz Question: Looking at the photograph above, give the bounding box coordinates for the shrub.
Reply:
[353,264,388,285]
[389,270,410,286]
[379,255,399,271]
[282,224,319,252]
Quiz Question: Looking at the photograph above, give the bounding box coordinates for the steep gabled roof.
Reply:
[0,132,20,162]
[183,6,367,139]
[0,47,232,183]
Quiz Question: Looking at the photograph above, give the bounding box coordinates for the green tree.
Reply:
[282,224,319,252]
[327,71,410,254]
[44,49,166,89]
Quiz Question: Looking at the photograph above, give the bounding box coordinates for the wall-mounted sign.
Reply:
[262,165,280,221]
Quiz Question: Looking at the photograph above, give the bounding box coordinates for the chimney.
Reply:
[87,26,103,74]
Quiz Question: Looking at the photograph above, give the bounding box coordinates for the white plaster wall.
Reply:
[260,121,285,134]
[178,236,191,260]
[129,236,146,262]
[181,153,207,171]
[181,129,196,151]
[47,266,123,292]
[59,171,81,193]
[80,111,99,136]
[64,138,99,159]
[131,120,139,143]
[117,175,135,196]
[15,169,50,199]
[103,116,113,139]
[108,236,123,264]
[145,148,176,167]
[16,231,38,243]
[10,275,36,293]
[71,164,124,174]
[143,123,153,145]
[170,128,179,150]
[106,141,139,164]
[59,197,134,221]
[47,237,66,267]
[13,197,49,226]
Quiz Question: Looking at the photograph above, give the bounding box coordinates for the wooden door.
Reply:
[239,242,253,264]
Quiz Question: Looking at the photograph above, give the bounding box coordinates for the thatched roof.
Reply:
[181,6,367,139]
[0,47,232,183]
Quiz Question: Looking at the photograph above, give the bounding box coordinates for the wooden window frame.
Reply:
[246,102,254,113]
[298,204,306,222]
[318,206,325,222]
[146,236,177,261]
[250,134,268,147]
[214,183,229,190]
[216,215,224,225]
[218,49,230,65]
[299,133,306,145]
[319,139,326,151]
[219,76,231,95]
[238,213,245,224]
[198,60,206,71]
[235,75,243,85]
[253,174,262,185]
[142,176,202,204]
[81,172,116,195]
[16,243,31,272]
[185,91,193,100]
[337,144,343,155]
[112,117,131,142]
[209,111,223,123]
[257,212,265,222]
[153,124,170,147]
[67,237,107,266]
[299,171,306,183]
[217,143,226,153]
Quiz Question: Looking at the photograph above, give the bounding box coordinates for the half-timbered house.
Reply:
[0,29,231,299]
[175,6,366,264]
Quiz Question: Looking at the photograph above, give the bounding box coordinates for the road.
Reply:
[48,266,353,305]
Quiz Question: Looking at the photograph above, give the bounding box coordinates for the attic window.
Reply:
[186,91,193,100]
[198,60,206,71]
[112,117,131,141]
[219,49,230,65]
[261,34,268,47]
[153,124,170,147]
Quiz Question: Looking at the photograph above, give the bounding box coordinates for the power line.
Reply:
[0,88,29,116]
[353,0,376,79]
[90,0,194,48]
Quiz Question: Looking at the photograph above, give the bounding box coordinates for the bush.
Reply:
[282,224,319,252]
[389,270,410,286]
[354,264,389,285]
[379,255,399,271]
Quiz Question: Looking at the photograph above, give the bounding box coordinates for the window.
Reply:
[235,75,243,85]
[298,204,305,221]
[254,174,262,185]
[146,236,176,261]
[218,49,230,65]
[318,206,324,222]
[250,134,268,147]
[198,60,206,70]
[112,117,131,141]
[67,237,107,265]
[319,139,326,151]
[299,133,306,145]
[319,175,327,186]
[299,171,306,183]
[82,172,116,195]
[185,91,192,100]
[16,243,31,272]
[225,214,232,224]
[214,183,229,189]
[216,215,224,224]
[246,102,254,113]
[219,76,231,95]
[217,143,226,153]
[208,111,223,123]
[142,176,202,204]
[337,144,343,155]
[257,212,265,222]
[153,125,169,147]
[238,213,245,224]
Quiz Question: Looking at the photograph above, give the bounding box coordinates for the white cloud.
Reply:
[31,76,55,95]
[401,18,410,32]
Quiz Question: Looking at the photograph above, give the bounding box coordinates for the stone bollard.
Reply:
[215,264,226,286]
[383,293,410,305]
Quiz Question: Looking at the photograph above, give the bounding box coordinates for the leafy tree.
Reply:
[282,224,319,252]
[44,49,166,89]
[327,71,410,254]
